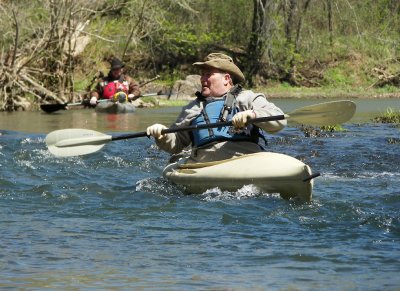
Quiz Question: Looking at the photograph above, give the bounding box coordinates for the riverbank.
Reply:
[255,85,400,99]
[265,91,400,99]
[26,84,400,113]
[144,78,400,102]
[140,86,400,109]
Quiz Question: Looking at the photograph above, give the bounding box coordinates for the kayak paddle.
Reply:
[41,75,161,113]
[40,93,163,113]
[286,100,356,125]
[40,99,106,113]
[45,100,356,157]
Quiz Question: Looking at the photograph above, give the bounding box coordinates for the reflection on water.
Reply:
[0,98,398,134]
[0,106,181,134]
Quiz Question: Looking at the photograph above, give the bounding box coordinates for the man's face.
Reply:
[111,67,123,79]
[200,68,232,97]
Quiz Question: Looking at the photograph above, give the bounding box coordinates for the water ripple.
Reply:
[0,121,399,289]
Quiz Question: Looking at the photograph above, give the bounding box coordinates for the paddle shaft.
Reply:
[46,100,356,157]
[138,75,160,87]
[111,115,285,141]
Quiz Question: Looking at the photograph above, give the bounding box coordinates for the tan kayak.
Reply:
[95,101,136,113]
[163,152,315,201]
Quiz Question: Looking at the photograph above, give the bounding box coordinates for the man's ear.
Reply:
[224,73,233,86]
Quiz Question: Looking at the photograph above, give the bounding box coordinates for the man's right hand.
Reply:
[146,124,168,139]
[90,96,98,106]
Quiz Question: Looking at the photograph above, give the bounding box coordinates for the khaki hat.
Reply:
[193,53,245,83]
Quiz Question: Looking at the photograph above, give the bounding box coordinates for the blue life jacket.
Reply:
[191,99,259,147]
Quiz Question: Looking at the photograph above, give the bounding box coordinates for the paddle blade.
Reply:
[288,100,356,126]
[46,129,112,157]
[40,103,68,113]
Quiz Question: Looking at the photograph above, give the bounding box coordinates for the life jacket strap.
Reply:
[199,101,214,137]
[220,84,242,122]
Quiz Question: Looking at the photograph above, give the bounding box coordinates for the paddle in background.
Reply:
[45,100,356,157]
[40,75,161,113]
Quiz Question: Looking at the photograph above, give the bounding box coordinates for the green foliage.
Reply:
[299,124,346,138]
[74,78,92,93]
[151,20,227,63]
[141,96,188,107]
[0,1,49,48]
[280,82,292,89]
[320,125,346,132]
[86,18,127,58]
[373,107,400,123]
[2,0,400,105]
[158,69,184,87]
[375,85,399,93]
[140,96,158,106]
[196,0,252,44]
[323,67,354,87]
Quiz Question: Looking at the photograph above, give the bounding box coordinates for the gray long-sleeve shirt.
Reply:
[155,89,286,163]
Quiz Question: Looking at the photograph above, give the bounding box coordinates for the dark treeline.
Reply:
[0,0,399,111]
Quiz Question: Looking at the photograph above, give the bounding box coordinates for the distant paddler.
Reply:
[89,58,141,106]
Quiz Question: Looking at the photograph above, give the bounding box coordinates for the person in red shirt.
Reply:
[90,58,141,105]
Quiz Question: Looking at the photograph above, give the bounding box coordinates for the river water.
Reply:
[0,98,399,290]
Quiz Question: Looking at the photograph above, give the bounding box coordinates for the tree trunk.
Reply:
[283,0,312,85]
[327,0,333,48]
[244,0,271,87]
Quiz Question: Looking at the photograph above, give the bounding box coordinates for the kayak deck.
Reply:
[163,152,314,201]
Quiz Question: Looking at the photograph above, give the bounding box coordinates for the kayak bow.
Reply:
[163,152,316,201]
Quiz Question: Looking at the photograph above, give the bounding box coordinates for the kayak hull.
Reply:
[163,152,314,201]
[95,102,135,114]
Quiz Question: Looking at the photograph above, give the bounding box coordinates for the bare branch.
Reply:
[10,8,18,68]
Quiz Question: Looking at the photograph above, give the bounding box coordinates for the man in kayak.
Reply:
[146,53,287,163]
[89,58,141,105]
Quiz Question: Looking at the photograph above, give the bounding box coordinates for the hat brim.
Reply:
[111,65,124,70]
[193,60,245,83]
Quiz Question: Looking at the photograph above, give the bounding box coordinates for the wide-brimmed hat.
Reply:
[110,58,124,70]
[193,53,245,83]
